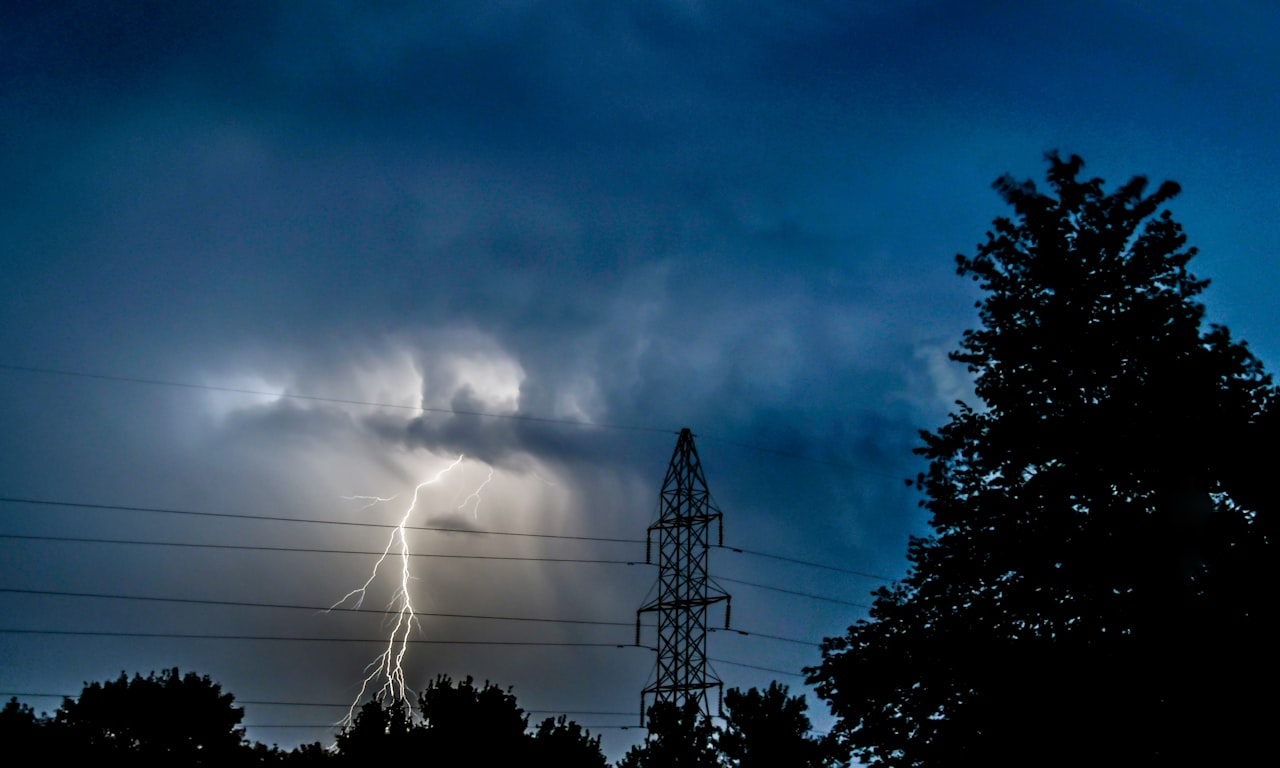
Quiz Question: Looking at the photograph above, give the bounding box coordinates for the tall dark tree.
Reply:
[720,683,837,768]
[809,153,1275,766]
[54,668,247,765]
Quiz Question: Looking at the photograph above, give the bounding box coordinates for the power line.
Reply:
[1,537,874,611]
[708,626,820,649]
[0,695,645,731]
[719,545,893,582]
[0,495,895,582]
[0,691,638,718]
[0,628,648,647]
[0,533,647,565]
[716,577,872,609]
[0,496,644,545]
[709,657,806,678]
[0,629,805,681]
[1,519,879,612]
[0,588,825,648]
[0,588,635,627]
[0,693,646,731]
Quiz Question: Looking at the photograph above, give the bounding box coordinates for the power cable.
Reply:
[0,588,634,627]
[715,577,872,609]
[0,628,650,647]
[707,626,820,648]
[0,495,895,581]
[1,530,876,612]
[0,496,644,545]
[0,691,637,718]
[0,536,869,610]
[0,533,647,565]
[0,587,824,648]
[718,544,893,581]
[709,657,806,678]
[0,628,796,682]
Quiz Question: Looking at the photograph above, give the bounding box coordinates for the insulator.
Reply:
[724,597,731,629]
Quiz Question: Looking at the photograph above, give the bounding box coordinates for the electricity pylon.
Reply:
[637,427,730,724]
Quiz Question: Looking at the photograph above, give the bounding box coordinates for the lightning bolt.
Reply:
[340,494,397,511]
[456,467,494,520]
[331,454,486,725]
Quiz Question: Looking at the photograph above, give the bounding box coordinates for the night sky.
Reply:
[3,1,1278,760]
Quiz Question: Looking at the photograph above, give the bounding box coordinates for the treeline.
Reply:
[1,668,839,767]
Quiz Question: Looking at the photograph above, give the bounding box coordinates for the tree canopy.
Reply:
[3,669,611,766]
[333,675,606,766]
[720,682,838,768]
[619,685,835,768]
[530,715,609,768]
[617,700,721,768]
[809,152,1275,766]
[54,668,248,765]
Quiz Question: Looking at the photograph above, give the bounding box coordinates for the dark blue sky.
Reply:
[3,1,1277,759]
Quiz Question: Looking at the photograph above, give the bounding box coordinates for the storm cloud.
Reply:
[3,1,1278,760]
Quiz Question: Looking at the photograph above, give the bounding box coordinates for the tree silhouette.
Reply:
[617,701,720,768]
[5,674,328,766]
[332,675,609,766]
[529,715,608,768]
[809,153,1275,766]
[416,674,529,764]
[333,699,414,762]
[54,668,247,765]
[720,683,837,768]
[1,697,50,752]
[279,741,335,765]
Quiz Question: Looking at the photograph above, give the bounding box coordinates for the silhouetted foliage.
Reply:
[721,683,838,768]
[3,676,332,766]
[277,741,335,766]
[54,668,247,765]
[333,675,605,765]
[809,152,1275,766]
[417,674,529,763]
[1,697,49,750]
[243,741,333,766]
[530,714,608,768]
[617,701,720,768]
[334,699,414,762]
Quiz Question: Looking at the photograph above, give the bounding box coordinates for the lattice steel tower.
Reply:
[637,427,730,724]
